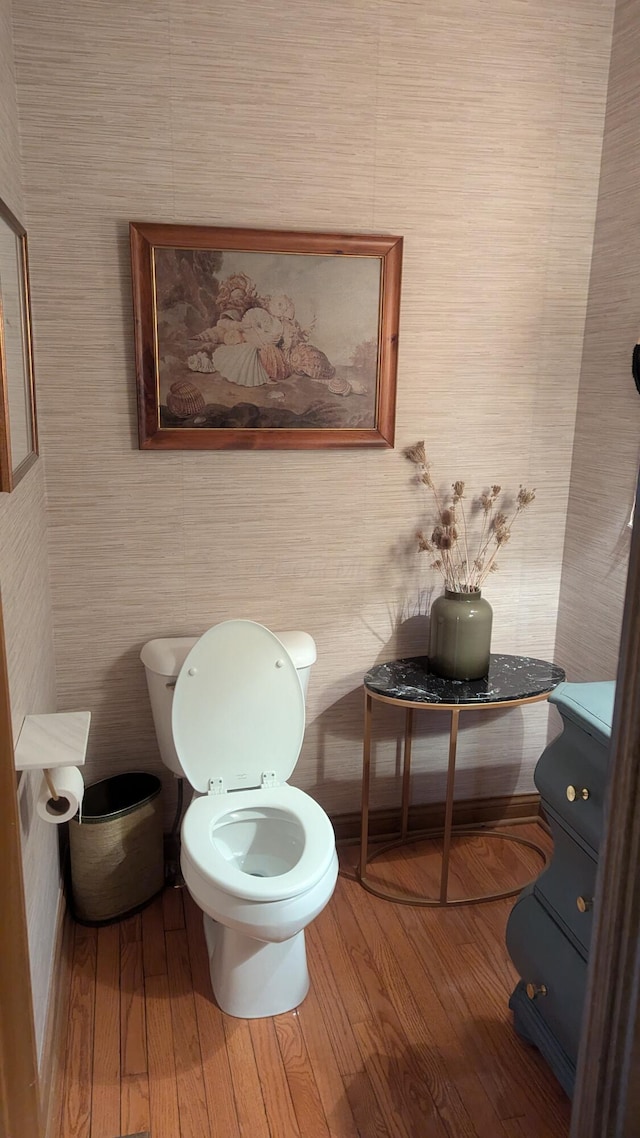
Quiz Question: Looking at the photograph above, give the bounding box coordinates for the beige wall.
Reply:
[556,0,640,680]
[0,0,58,1061]
[12,0,614,822]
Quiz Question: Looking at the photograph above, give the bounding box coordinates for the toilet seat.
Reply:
[181,784,336,902]
[172,620,306,793]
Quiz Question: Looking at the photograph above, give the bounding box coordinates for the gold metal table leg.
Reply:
[439,708,459,903]
[401,708,413,841]
[359,689,373,885]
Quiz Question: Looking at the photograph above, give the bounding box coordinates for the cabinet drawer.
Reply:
[535,720,608,852]
[506,888,587,1064]
[534,821,597,956]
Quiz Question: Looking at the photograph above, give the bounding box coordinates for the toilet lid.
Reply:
[172,620,306,793]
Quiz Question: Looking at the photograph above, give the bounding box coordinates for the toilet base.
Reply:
[203,914,310,1018]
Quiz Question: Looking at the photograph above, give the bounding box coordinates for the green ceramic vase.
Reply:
[429,588,493,680]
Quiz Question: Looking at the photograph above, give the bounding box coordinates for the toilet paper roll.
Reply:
[36,765,84,824]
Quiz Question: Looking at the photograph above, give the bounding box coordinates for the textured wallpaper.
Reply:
[556,0,640,679]
[12,0,615,826]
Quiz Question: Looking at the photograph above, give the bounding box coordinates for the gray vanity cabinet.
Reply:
[506,681,615,1097]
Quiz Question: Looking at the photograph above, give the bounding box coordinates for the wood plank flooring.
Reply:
[56,823,571,1138]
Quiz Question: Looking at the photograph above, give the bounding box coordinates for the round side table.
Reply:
[359,653,566,906]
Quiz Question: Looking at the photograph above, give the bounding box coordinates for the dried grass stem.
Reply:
[403,442,536,592]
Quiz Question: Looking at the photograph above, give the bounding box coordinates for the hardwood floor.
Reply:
[54,823,571,1138]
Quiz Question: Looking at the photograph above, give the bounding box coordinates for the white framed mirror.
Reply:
[0,197,38,493]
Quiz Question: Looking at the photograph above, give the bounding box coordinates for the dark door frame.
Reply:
[570,476,640,1137]
[0,594,42,1138]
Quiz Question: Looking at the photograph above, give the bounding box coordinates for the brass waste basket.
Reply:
[69,772,164,924]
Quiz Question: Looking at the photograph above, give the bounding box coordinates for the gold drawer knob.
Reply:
[525,982,548,1000]
[576,896,593,913]
[566,785,590,802]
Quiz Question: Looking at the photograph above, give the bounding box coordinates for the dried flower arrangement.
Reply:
[404,441,536,593]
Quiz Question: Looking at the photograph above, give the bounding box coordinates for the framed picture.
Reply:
[130,223,403,450]
[0,198,38,492]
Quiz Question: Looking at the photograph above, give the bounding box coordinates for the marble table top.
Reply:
[364,654,566,706]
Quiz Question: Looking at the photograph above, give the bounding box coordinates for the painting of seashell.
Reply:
[188,350,217,373]
[144,235,394,442]
[194,325,222,345]
[166,380,206,419]
[217,315,242,332]
[350,379,368,396]
[288,343,335,382]
[267,293,295,321]
[212,343,270,387]
[259,343,291,381]
[242,306,283,347]
[328,374,352,396]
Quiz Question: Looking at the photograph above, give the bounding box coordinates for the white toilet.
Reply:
[140,619,338,1018]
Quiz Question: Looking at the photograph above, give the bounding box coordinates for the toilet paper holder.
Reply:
[14,711,91,793]
[43,769,58,800]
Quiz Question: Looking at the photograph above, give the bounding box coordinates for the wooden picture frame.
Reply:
[130,223,403,450]
[0,198,38,493]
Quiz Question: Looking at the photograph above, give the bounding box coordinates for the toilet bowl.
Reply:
[141,619,338,1018]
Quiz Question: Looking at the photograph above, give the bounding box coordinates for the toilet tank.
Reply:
[140,628,317,778]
